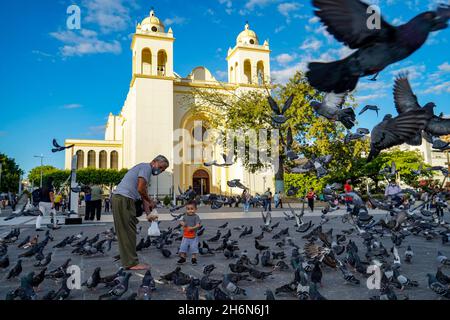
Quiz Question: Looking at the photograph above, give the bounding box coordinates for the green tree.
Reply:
[188,71,366,193]
[362,148,432,191]
[0,153,24,193]
[28,166,60,186]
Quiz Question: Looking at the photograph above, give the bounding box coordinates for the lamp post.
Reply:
[33,154,44,188]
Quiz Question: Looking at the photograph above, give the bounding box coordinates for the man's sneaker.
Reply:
[191,258,198,266]
[177,257,186,265]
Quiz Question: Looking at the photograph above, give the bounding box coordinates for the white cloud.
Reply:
[218,0,233,8]
[215,70,228,81]
[391,17,405,25]
[390,64,426,80]
[271,61,308,84]
[89,125,106,134]
[299,38,323,51]
[308,16,319,24]
[245,0,274,10]
[275,53,296,65]
[356,81,391,92]
[438,62,450,72]
[277,2,302,22]
[274,25,286,33]
[50,29,122,57]
[422,81,450,94]
[163,16,187,26]
[355,93,387,103]
[82,0,137,34]
[61,104,83,110]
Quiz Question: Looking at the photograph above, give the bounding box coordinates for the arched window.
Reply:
[157,50,167,76]
[87,150,96,168]
[76,150,84,169]
[110,151,119,170]
[229,66,234,83]
[244,60,252,84]
[99,151,107,169]
[142,48,152,75]
[257,61,264,85]
[235,62,238,83]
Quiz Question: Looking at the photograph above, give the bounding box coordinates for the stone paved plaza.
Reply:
[0,207,449,300]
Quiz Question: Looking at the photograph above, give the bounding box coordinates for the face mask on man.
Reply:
[152,166,162,176]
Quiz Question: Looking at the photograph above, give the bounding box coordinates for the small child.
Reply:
[177,200,202,265]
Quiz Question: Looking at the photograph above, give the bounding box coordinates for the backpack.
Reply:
[31,188,42,205]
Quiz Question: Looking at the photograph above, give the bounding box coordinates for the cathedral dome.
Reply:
[237,23,259,45]
[141,9,165,33]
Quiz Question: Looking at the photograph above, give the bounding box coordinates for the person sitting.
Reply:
[385,180,402,206]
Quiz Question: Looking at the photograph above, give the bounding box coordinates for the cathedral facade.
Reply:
[65,9,275,197]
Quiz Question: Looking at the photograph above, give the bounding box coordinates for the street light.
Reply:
[34,154,44,188]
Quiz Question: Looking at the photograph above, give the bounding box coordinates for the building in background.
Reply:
[65,9,274,197]
[398,134,450,181]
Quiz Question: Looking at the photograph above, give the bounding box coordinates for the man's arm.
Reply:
[137,177,155,213]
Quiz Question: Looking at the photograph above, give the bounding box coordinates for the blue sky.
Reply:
[0,0,449,177]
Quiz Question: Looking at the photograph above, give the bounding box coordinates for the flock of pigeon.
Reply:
[1,176,450,300]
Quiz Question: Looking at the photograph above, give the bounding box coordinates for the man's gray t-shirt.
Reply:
[114,163,152,200]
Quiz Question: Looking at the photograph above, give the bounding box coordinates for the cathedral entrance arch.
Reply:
[192,169,210,196]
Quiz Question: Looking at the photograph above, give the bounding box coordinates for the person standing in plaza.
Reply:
[112,155,169,270]
[242,189,251,213]
[35,177,57,231]
[84,187,92,221]
[104,196,110,213]
[274,191,283,209]
[344,179,353,209]
[263,188,273,212]
[54,193,62,212]
[177,200,202,266]
[90,184,103,221]
[306,188,316,212]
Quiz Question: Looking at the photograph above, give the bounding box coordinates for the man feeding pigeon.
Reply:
[112,155,169,270]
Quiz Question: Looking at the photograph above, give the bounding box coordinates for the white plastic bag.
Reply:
[148,221,160,237]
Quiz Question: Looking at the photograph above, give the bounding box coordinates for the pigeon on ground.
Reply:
[99,273,132,300]
[186,278,200,300]
[82,267,102,290]
[54,275,71,300]
[7,259,23,280]
[137,270,156,300]
[0,255,10,269]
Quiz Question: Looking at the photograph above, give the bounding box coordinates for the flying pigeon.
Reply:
[310,92,356,130]
[52,139,74,153]
[359,105,380,116]
[268,94,294,125]
[367,105,434,162]
[306,0,450,93]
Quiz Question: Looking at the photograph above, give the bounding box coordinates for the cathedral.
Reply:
[65,9,275,197]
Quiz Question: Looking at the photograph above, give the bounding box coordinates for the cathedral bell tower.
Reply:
[227,22,271,86]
